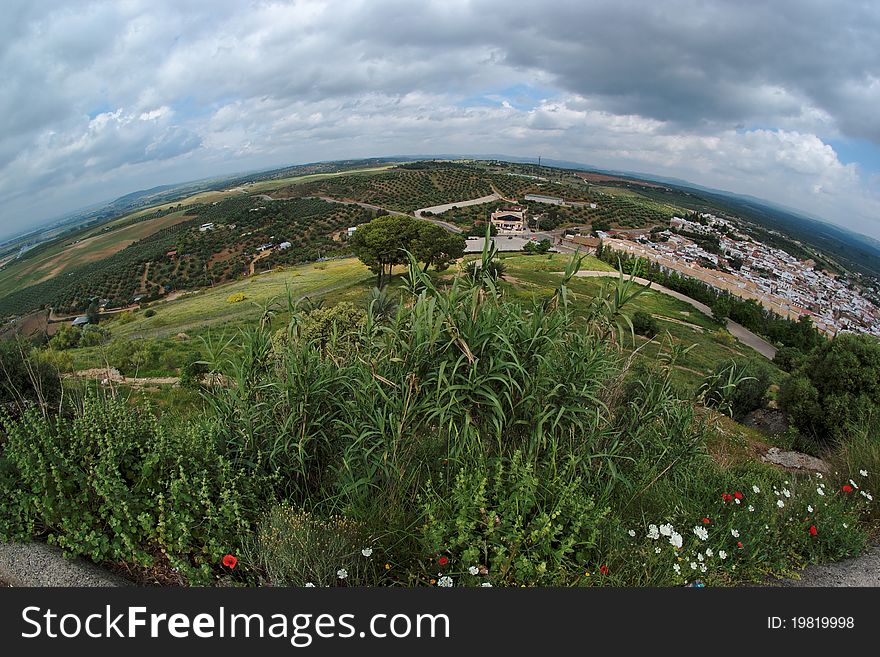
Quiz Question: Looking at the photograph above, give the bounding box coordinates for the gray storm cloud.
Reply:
[1,0,878,239]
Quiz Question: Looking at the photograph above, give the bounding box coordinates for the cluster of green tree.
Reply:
[580,194,674,229]
[779,333,880,448]
[0,198,367,319]
[0,218,203,318]
[522,239,552,254]
[48,324,111,350]
[673,229,721,254]
[349,215,466,287]
[597,246,823,352]
[150,197,365,286]
[282,167,544,214]
[0,339,61,411]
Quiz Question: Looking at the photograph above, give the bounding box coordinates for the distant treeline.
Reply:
[596,245,823,352]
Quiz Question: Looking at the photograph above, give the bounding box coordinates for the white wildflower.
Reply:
[731,529,740,538]
[748,505,755,512]
[693,526,709,541]
[670,532,683,549]
[718,550,727,560]
[816,473,823,479]
[654,547,662,554]
[843,523,849,529]
[673,563,681,574]
[817,488,825,496]
[697,553,704,562]
[361,548,373,557]
[659,523,674,537]
[628,529,636,538]
[648,524,660,540]
[782,488,791,498]
[861,491,873,501]
[705,548,714,557]
[807,505,813,513]
[690,562,698,570]
[468,566,480,576]
[437,576,453,588]
[337,569,348,580]
[752,485,761,494]
[480,582,493,587]
[777,499,785,508]
[700,563,707,573]
[305,582,315,587]
[734,498,741,505]
[860,469,868,477]
[849,479,859,489]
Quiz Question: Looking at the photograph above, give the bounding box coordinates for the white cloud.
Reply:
[1,0,879,241]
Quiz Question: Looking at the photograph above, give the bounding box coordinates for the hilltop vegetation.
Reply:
[1,247,875,587]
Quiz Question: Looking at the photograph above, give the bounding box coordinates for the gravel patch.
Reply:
[763,545,880,587]
[0,542,131,587]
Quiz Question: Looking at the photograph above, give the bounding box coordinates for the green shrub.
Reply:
[780,333,880,446]
[245,506,379,586]
[701,359,772,420]
[79,324,111,348]
[0,395,273,583]
[0,339,61,410]
[631,310,659,338]
[420,452,610,586]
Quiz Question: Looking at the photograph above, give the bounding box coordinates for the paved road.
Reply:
[574,271,778,359]
[414,194,500,219]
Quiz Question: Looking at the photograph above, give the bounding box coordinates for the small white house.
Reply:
[347,227,358,237]
[278,241,292,250]
[199,222,215,232]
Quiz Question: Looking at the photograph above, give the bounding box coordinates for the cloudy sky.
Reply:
[2,0,880,241]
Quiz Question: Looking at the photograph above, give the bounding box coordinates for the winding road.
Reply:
[574,271,778,359]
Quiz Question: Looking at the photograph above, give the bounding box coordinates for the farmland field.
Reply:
[0,211,192,297]
[108,257,375,340]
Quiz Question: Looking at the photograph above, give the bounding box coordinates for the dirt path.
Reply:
[67,368,180,387]
[414,194,500,219]
[574,271,778,359]
[139,261,151,293]
[489,183,518,204]
[250,249,273,275]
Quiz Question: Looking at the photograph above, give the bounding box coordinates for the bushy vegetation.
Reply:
[779,333,880,448]
[0,339,61,411]
[0,396,271,583]
[0,197,368,319]
[631,310,659,338]
[0,247,874,587]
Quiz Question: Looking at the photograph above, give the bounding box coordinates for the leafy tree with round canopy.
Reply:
[349,215,421,288]
[411,223,466,273]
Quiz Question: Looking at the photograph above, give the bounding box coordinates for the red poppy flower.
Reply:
[222,554,237,569]
[842,485,854,493]
[722,493,733,502]
[737,541,744,549]
[809,525,818,536]
[599,564,609,575]
[702,517,710,525]
[438,556,449,567]
[734,491,744,500]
